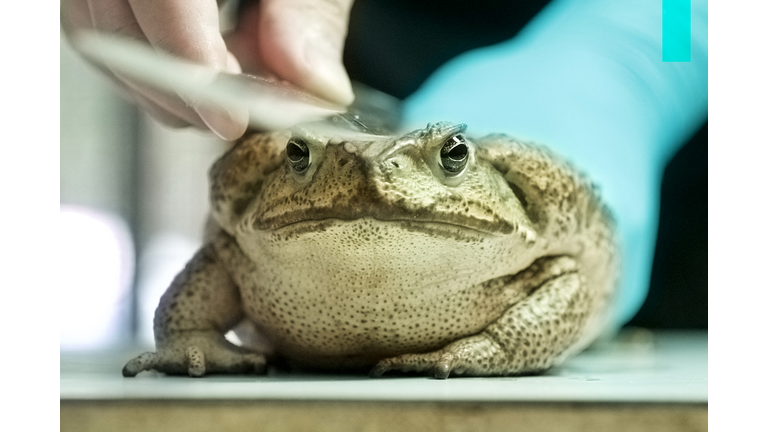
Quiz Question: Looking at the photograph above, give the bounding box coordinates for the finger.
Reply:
[434,352,456,379]
[224,3,268,75]
[122,352,158,377]
[140,100,194,129]
[121,75,212,128]
[61,0,96,35]
[82,54,204,128]
[369,361,392,378]
[186,346,206,377]
[257,0,355,105]
[239,354,268,374]
[192,51,250,138]
[126,0,227,66]
[67,0,208,130]
[86,0,143,37]
[211,353,267,375]
[126,0,248,140]
[369,351,441,377]
[85,0,248,140]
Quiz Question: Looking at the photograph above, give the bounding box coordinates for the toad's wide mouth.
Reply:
[247,198,535,240]
[282,217,491,236]
[255,215,535,243]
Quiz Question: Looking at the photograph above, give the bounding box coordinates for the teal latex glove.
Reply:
[403,0,708,326]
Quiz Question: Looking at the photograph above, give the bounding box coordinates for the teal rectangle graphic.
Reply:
[663,0,691,62]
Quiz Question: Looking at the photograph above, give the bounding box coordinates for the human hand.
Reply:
[61,0,355,140]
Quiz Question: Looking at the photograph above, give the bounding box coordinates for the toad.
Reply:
[123,121,618,379]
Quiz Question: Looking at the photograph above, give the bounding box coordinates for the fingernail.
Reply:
[194,104,249,141]
[304,45,355,106]
[183,51,246,140]
[225,51,242,74]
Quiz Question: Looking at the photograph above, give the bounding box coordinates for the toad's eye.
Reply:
[286,138,310,173]
[440,134,468,174]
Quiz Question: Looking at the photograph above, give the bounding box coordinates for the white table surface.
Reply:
[61,330,706,404]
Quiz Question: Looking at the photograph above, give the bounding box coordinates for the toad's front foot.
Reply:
[122,331,266,377]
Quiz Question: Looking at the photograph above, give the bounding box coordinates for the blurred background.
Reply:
[60,0,706,351]
[61,34,230,348]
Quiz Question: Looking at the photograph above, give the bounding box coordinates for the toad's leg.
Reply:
[371,256,598,378]
[123,244,265,377]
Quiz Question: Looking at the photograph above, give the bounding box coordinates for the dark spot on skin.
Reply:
[232,196,252,218]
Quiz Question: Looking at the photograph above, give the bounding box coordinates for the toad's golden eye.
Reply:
[440,134,468,174]
[286,138,310,173]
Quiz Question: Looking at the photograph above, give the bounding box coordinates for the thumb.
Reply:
[257,0,355,106]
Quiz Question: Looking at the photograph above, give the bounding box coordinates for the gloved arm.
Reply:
[403,0,708,325]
